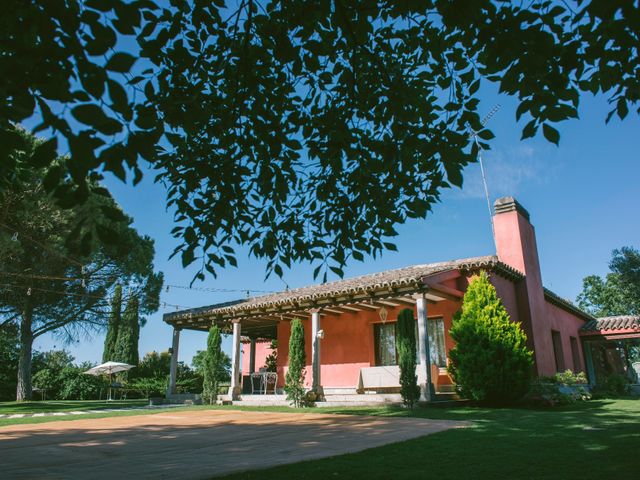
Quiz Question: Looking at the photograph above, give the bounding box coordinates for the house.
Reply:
[163,197,600,402]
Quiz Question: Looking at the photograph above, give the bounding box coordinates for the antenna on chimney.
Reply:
[468,104,501,252]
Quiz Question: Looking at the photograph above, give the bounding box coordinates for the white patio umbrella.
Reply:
[84,362,135,401]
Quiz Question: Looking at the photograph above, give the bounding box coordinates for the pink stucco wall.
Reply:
[489,273,521,325]
[240,340,273,374]
[494,201,586,376]
[275,300,462,389]
[544,301,585,373]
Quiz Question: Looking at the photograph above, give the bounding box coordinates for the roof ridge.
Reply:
[164,254,504,323]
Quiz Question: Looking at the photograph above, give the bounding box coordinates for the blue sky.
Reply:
[34,85,640,367]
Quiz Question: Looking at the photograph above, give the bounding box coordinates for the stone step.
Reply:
[322,393,402,403]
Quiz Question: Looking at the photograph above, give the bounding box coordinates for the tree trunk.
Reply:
[16,304,33,401]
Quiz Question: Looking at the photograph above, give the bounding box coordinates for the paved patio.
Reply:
[0,409,467,479]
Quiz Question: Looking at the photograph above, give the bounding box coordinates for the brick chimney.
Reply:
[493,197,555,375]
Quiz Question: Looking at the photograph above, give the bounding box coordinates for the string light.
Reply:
[165,284,276,294]
[0,221,86,268]
[0,282,106,301]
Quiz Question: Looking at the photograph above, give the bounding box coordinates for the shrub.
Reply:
[128,377,168,398]
[448,271,534,404]
[592,374,631,398]
[554,369,588,385]
[264,340,278,372]
[396,308,420,408]
[285,318,307,407]
[58,364,107,400]
[525,380,591,407]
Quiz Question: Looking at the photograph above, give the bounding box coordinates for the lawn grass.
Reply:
[0,399,148,414]
[2,398,638,479]
[0,404,198,427]
[219,399,640,480]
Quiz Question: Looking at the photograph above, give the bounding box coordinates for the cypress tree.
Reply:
[448,271,533,404]
[113,294,140,369]
[102,284,122,362]
[284,318,306,407]
[396,308,420,408]
[202,326,222,404]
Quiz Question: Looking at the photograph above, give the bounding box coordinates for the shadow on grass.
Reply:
[0,409,461,478]
[222,399,640,480]
[0,400,637,480]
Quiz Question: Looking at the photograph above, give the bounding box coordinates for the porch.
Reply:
[163,256,521,404]
[581,315,640,393]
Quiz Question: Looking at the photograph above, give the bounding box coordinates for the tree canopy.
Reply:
[2,1,638,280]
[577,246,640,317]
[0,130,163,400]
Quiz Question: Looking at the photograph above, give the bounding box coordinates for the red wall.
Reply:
[543,301,586,373]
[274,300,461,388]
[240,340,273,374]
[493,199,586,376]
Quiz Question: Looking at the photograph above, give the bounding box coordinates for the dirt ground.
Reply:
[0,409,467,479]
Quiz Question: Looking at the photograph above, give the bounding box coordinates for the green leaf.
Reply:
[383,242,398,252]
[71,104,122,135]
[443,161,463,188]
[107,79,129,113]
[521,120,538,140]
[30,137,58,168]
[477,129,495,141]
[542,123,560,146]
[617,98,628,120]
[71,104,104,125]
[105,53,137,73]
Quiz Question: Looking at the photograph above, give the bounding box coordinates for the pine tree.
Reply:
[396,308,420,408]
[448,271,533,404]
[102,284,122,362]
[113,294,140,370]
[284,319,306,407]
[202,326,222,404]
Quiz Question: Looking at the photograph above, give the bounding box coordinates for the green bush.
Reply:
[552,370,588,385]
[592,374,631,398]
[32,354,108,400]
[448,271,533,404]
[128,377,168,398]
[525,381,591,407]
[396,308,420,408]
[285,318,307,407]
[264,340,278,372]
[58,364,107,400]
[0,323,19,401]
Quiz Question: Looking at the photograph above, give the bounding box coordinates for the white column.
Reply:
[311,309,324,397]
[249,337,257,374]
[415,294,435,402]
[230,320,242,399]
[167,327,181,397]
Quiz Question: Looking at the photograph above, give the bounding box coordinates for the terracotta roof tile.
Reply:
[581,315,640,333]
[164,255,519,322]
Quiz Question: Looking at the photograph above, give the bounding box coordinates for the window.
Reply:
[428,318,447,367]
[374,323,397,366]
[570,336,581,372]
[551,330,565,372]
[373,317,447,368]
